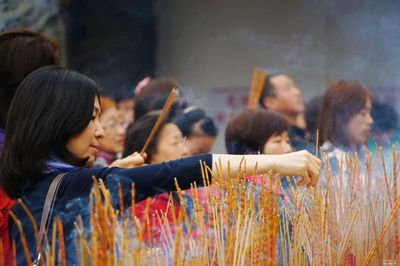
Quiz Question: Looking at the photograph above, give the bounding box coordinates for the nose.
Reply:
[283,142,293,154]
[95,120,105,138]
[292,85,302,96]
[368,113,373,125]
[116,123,127,137]
[180,139,190,157]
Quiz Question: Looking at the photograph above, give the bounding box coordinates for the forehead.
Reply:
[100,107,119,119]
[94,97,101,108]
[159,123,182,138]
[270,130,289,137]
[365,96,372,108]
[93,97,101,115]
[270,75,293,87]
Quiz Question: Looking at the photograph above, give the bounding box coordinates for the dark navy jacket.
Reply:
[10,154,212,265]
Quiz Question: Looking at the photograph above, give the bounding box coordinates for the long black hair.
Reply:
[0,66,100,198]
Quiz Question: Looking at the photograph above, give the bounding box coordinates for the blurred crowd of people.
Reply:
[0,28,398,265]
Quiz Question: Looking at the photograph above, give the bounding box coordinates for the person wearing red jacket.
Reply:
[0,28,60,265]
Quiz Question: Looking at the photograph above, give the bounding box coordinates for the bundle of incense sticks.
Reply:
[247,68,267,109]
[278,145,400,265]
[10,144,400,265]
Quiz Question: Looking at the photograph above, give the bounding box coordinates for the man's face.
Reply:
[263,75,305,116]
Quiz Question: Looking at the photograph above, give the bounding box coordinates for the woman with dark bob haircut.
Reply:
[0,66,320,264]
[225,109,292,155]
[317,80,373,160]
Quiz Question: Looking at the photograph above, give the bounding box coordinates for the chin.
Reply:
[357,140,367,147]
[296,107,305,113]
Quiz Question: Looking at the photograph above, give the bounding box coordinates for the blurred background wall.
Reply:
[156,0,400,151]
[1,0,400,152]
[156,0,400,98]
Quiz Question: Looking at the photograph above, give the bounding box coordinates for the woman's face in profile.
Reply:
[345,97,373,148]
[186,135,215,155]
[65,97,105,166]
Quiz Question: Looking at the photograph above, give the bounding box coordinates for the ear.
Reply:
[263,97,277,110]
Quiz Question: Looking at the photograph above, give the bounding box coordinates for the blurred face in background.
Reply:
[264,75,305,116]
[99,107,127,155]
[262,131,292,155]
[150,123,189,163]
[345,97,373,148]
[186,135,216,155]
[185,123,216,155]
[117,97,135,125]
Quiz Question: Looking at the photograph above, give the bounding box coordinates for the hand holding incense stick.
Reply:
[110,152,147,168]
[140,88,178,156]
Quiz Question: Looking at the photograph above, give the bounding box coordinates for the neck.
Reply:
[347,143,361,152]
[282,113,298,126]
[333,139,359,152]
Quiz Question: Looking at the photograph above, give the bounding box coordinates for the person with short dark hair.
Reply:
[135,77,178,98]
[134,94,188,121]
[123,111,188,163]
[259,74,308,151]
[225,109,295,254]
[0,28,60,265]
[115,91,135,126]
[134,77,187,121]
[174,107,218,155]
[0,66,321,264]
[123,111,189,240]
[225,109,292,155]
[93,96,130,167]
[134,94,169,121]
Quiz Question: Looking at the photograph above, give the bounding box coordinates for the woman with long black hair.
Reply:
[0,66,320,264]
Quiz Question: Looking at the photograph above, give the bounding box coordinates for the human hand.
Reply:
[269,150,321,187]
[110,152,147,168]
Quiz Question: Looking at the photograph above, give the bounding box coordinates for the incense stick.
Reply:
[247,68,267,109]
[140,88,178,155]
[9,211,32,266]
[11,147,400,265]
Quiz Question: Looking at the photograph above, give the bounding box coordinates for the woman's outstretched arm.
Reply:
[212,150,321,187]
